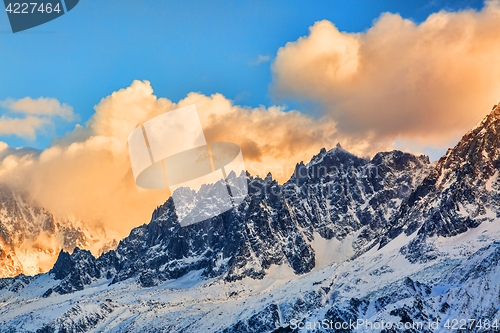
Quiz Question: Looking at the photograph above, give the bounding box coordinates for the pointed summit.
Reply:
[492,102,500,118]
[264,172,273,181]
[336,142,342,149]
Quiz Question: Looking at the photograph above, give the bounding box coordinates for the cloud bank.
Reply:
[272,0,500,147]
[0,81,354,244]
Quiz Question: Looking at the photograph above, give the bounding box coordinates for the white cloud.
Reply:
[0,97,78,140]
[2,97,77,121]
[250,54,271,66]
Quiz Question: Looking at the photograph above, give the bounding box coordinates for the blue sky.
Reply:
[0,0,485,152]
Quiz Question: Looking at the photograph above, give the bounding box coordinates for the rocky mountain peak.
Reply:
[379,103,500,261]
[491,102,500,117]
[264,172,273,181]
[2,135,499,331]
[50,249,74,280]
[2,106,500,331]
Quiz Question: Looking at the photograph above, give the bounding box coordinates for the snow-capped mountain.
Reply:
[1,105,500,332]
[0,185,112,278]
[96,144,429,289]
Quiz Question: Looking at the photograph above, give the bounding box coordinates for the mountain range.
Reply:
[1,104,500,332]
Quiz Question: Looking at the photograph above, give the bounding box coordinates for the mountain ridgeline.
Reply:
[43,145,431,292]
[2,104,500,332]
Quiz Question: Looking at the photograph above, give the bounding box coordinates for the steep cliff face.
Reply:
[0,185,105,278]
[380,104,500,263]
[284,148,430,256]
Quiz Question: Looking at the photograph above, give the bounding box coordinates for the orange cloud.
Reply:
[272,0,500,147]
[0,115,50,141]
[6,0,499,246]
[6,97,77,121]
[0,81,363,244]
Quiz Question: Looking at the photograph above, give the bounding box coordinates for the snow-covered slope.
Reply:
[1,225,500,332]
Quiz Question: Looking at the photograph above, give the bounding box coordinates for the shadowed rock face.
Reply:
[379,105,500,263]
[115,146,428,287]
